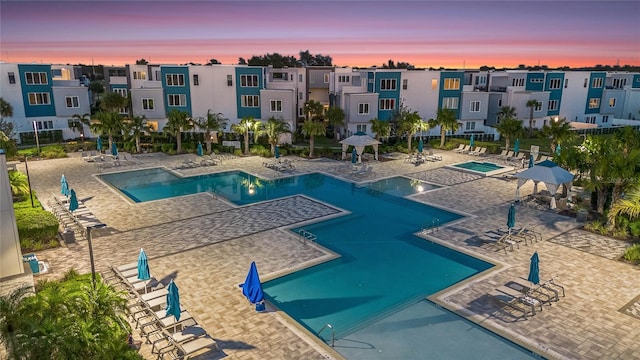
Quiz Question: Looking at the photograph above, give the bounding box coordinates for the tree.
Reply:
[298,50,332,66]
[0,285,33,359]
[124,115,151,153]
[163,109,192,154]
[195,110,227,154]
[369,118,390,141]
[231,116,260,155]
[538,117,574,153]
[247,53,298,67]
[301,120,326,158]
[88,81,104,109]
[90,111,123,151]
[428,109,460,148]
[262,117,291,156]
[304,100,324,122]
[396,109,423,152]
[135,58,149,65]
[100,92,127,113]
[238,57,247,65]
[0,97,13,118]
[9,170,29,200]
[607,184,640,229]
[495,107,523,151]
[324,106,345,140]
[497,106,517,123]
[68,113,90,139]
[525,99,538,136]
[1,97,15,149]
[207,58,220,65]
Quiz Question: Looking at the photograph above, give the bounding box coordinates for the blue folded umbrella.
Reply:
[69,189,79,212]
[165,280,181,321]
[240,261,264,305]
[528,252,540,285]
[137,248,150,281]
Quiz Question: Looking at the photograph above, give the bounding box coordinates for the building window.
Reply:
[534,101,543,112]
[142,98,155,110]
[299,108,304,116]
[548,100,558,111]
[356,124,367,133]
[113,88,127,97]
[592,77,603,88]
[270,100,282,112]
[28,92,50,105]
[431,79,438,90]
[564,79,568,88]
[470,101,480,112]
[166,74,185,86]
[602,115,609,123]
[612,78,627,88]
[338,75,350,83]
[240,74,258,87]
[530,78,544,83]
[133,71,147,80]
[465,122,476,130]
[299,74,303,82]
[35,120,54,130]
[402,79,408,90]
[227,75,233,86]
[583,78,588,87]
[589,98,600,109]
[497,99,502,107]
[381,79,397,90]
[549,78,561,89]
[271,72,286,80]
[444,78,460,90]
[586,116,596,124]
[511,78,524,86]
[241,95,259,107]
[193,74,199,86]
[379,98,395,110]
[358,103,369,115]
[167,94,186,106]
[65,96,79,108]
[609,98,616,107]
[324,74,329,83]
[442,97,458,109]
[25,72,48,85]
[8,72,16,84]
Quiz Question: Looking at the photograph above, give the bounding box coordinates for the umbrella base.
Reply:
[255,302,265,312]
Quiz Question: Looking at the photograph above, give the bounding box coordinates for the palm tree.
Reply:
[301,119,326,157]
[124,115,151,153]
[262,117,291,156]
[497,106,517,123]
[100,92,128,113]
[525,99,538,136]
[538,117,574,153]
[90,111,123,152]
[304,100,324,122]
[195,110,227,154]
[428,108,460,148]
[495,117,524,152]
[231,116,260,155]
[607,184,640,229]
[0,97,13,118]
[369,118,390,141]
[68,113,90,139]
[324,106,345,140]
[163,109,192,154]
[396,110,423,152]
[0,285,33,359]
[9,170,29,199]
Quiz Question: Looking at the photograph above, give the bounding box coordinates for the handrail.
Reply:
[318,323,335,347]
[298,229,317,245]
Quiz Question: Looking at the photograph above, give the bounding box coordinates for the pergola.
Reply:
[513,160,575,209]
[339,132,381,163]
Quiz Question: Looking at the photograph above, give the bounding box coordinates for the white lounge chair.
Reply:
[452,144,466,152]
[454,144,469,153]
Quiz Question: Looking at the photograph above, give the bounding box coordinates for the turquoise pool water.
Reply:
[100,169,540,359]
[451,161,506,173]
[363,176,439,197]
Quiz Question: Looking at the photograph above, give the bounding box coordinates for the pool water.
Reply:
[100,169,540,359]
[363,176,440,197]
[452,161,505,172]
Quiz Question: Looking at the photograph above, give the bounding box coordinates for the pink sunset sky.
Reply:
[1,0,638,68]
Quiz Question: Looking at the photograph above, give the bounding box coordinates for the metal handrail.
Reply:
[298,229,317,245]
[318,323,335,347]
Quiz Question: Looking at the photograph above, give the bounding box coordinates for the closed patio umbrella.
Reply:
[240,261,265,310]
[351,148,357,164]
[165,280,181,321]
[137,248,150,281]
[275,145,280,159]
[197,142,203,157]
[528,155,534,168]
[528,252,540,285]
[61,174,69,197]
[418,139,424,154]
[513,139,520,154]
[469,134,475,148]
[507,203,516,234]
[69,189,79,212]
[111,142,118,157]
[97,137,103,152]
[555,144,562,156]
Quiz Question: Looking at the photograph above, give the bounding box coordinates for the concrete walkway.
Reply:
[3,150,639,360]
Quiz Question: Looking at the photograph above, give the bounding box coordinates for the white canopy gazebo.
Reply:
[513,160,575,209]
[339,133,382,163]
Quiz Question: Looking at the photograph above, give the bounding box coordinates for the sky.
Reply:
[1,0,639,69]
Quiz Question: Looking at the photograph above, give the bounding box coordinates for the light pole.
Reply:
[32,121,41,156]
[87,223,107,288]
[23,155,35,207]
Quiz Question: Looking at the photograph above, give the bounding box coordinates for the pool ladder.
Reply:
[422,218,440,234]
[298,229,317,246]
[318,323,335,347]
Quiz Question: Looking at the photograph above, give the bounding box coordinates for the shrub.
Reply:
[250,145,270,157]
[14,207,59,252]
[629,220,640,238]
[38,145,67,159]
[161,143,174,153]
[623,244,640,263]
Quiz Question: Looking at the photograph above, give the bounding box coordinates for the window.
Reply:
[511,78,524,87]
[193,74,199,86]
[443,78,460,90]
[241,95,259,107]
[299,108,304,116]
[592,77,603,88]
[612,78,627,88]
[298,92,303,100]
[270,100,282,112]
[564,79,568,88]
[549,78,561,89]
[240,74,258,87]
[35,120,53,130]
[381,79,397,90]
[356,124,367,133]
[28,92,50,105]
[442,97,458,109]
[465,122,476,130]
[166,74,185,86]
[534,101,543,112]
[154,71,160,81]
[8,72,15,84]
[470,101,480,112]
[25,72,48,85]
[602,115,609,123]
[142,98,155,110]
[609,98,616,107]
[167,94,186,106]
[402,79,408,90]
[548,100,558,111]
[272,72,286,80]
[65,96,79,108]
[586,116,596,124]
[323,74,329,83]
[583,78,588,87]
[113,88,127,97]
[338,75,350,83]
[431,79,438,90]
[530,78,544,83]
[358,103,369,115]
[133,71,147,80]
[227,75,233,86]
[379,98,395,110]
[299,74,303,82]
[497,99,502,107]
[589,98,600,109]
[478,76,487,85]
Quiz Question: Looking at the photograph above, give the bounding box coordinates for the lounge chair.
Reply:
[505,278,557,304]
[489,289,535,319]
[452,144,466,152]
[160,335,218,360]
[150,325,207,355]
[470,147,487,156]
[426,149,442,161]
[496,150,508,159]
[81,152,95,162]
[477,232,516,254]
[454,145,469,153]
[495,286,543,314]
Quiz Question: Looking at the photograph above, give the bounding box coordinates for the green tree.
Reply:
[0,97,13,118]
[539,117,574,153]
[231,116,260,155]
[428,108,460,148]
[301,120,326,157]
[396,109,423,152]
[525,99,538,137]
[369,118,390,141]
[608,184,640,229]
[100,92,127,113]
[494,108,524,152]
[90,111,123,152]
[124,115,151,153]
[68,113,90,139]
[163,109,192,154]
[0,285,33,359]
[9,170,30,199]
[304,100,325,122]
[262,117,291,156]
[497,106,517,123]
[88,81,104,108]
[324,106,345,140]
[195,110,227,154]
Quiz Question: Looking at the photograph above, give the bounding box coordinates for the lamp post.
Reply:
[87,223,107,288]
[23,155,35,207]
[32,121,41,157]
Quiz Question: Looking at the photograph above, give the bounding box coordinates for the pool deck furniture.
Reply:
[495,285,544,314]
[454,144,469,153]
[505,278,558,304]
[489,288,536,319]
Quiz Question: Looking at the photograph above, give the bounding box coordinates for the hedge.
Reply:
[15,207,59,251]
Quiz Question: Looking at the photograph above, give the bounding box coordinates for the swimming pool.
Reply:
[100,168,540,359]
[363,176,440,197]
[448,161,513,176]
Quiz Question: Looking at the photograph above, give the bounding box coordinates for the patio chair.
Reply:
[454,144,469,153]
[477,232,515,254]
[426,149,442,161]
[150,324,207,355]
[452,144,466,152]
[489,289,535,319]
[494,286,542,314]
[470,147,487,156]
[505,278,558,304]
[159,335,218,360]
[496,150,508,159]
